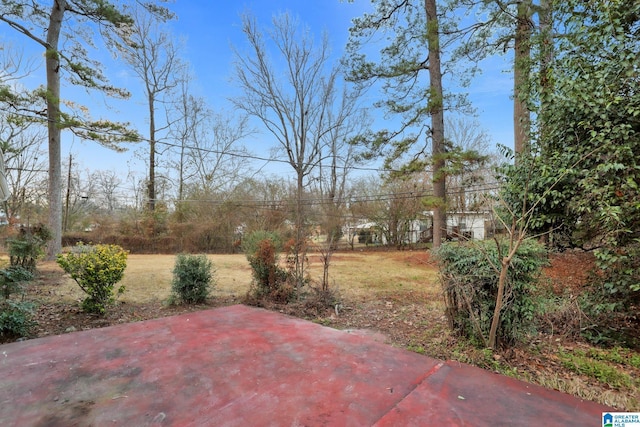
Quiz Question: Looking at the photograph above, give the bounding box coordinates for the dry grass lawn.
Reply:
[42,251,439,304]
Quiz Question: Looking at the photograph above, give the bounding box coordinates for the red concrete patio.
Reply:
[0,305,609,426]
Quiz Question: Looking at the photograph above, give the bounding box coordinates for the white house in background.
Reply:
[346,211,496,245]
[446,211,494,241]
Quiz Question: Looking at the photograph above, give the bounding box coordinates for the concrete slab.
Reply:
[0,305,610,426]
[375,361,606,426]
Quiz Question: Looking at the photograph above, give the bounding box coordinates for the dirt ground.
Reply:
[9,249,640,411]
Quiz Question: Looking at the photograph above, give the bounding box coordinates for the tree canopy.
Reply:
[0,0,168,256]
[500,0,640,324]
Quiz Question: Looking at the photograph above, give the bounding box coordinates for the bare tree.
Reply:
[383,176,431,247]
[169,75,205,204]
[245,177,293,233]
[233,12,349,290]
[317,88,368,232]
[0,42,38,108]
[0,44,48,225]
[167,71,253,217]
[445,117,496,213]
[186,112,252,193]
[345,175,428,247]
[0,118,47,223]
[118,4,182,212]
[125,170,147,211]
[93,170,123,213]
[62,161,97,232]
[316,88,369,290]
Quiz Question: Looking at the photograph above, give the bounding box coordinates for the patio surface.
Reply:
[0,304,610,426]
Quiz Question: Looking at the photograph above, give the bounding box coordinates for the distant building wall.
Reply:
[446,212,489,240]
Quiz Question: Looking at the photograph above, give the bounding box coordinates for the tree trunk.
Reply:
[178,137,184,202]
[147,92,156,211]
[538,0,553,140]
[295,168,305,293]
[513,0,532,160]
[425,0,446,249]
[488,256,510,349]
[45,0,65,258]
[64,153,72,232]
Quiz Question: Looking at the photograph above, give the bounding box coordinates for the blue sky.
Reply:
[1,0,514,180]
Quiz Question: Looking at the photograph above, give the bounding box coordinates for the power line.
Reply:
[77,182,501,208]
[0,108,398,174]
[3,108,497,177]
[1,108,506,186]
[153,139,410,175]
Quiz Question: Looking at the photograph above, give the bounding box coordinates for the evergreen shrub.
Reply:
[0,266,36,340]
[436,240,548,347]
[170,254,215,304]
[8,224,52,272]
[57,243,128,314]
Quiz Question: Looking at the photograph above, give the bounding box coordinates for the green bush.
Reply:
[0,300,36,340]
[579,241,640,347]
[0,266,34,299]
[0,265,36,340]
[7,224,52,272]
[56,243,128,315]
[170,254,215,304]
[436,239,548,347]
